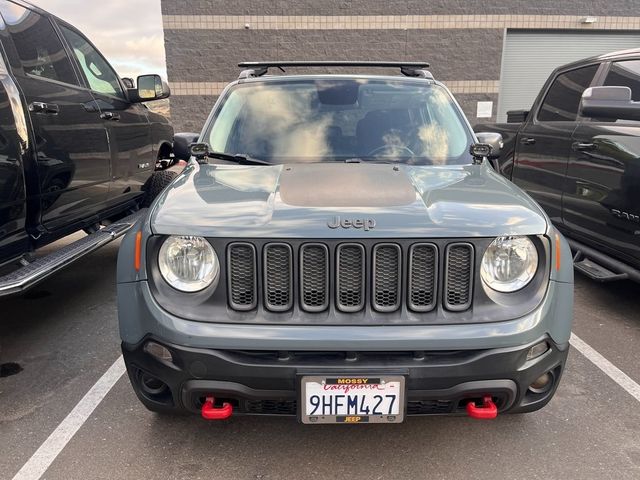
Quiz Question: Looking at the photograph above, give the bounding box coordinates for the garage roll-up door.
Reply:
[497,31,640,122]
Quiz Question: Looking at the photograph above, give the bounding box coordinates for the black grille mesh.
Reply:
[300,244,329,311]
[445,244,473,310]
[373,245,401,311]
[406,400,454,415]
[264,244,292,311]
[337,244,365,311]
[227,244,256,310]
[408,244,437,312]
[245,400,297,415]
[244,399,453,415]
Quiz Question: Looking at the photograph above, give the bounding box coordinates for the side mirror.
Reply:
[506,110,529,123]
[129,74,171,102]
[173,132,200,161]
[579,86,640,121]
[475,132,503,159]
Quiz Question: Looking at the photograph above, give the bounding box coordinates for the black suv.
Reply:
[476,49,640,283]
[0,0,175,295]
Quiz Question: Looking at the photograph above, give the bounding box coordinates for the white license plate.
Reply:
[300,375,405,424]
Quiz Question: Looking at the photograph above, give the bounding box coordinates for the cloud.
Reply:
[29,0,167,79]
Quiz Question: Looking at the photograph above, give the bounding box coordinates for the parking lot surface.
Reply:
[1,236,640,479]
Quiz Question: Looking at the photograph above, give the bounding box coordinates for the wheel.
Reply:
[141,170,177,208]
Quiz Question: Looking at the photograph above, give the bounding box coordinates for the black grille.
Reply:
[227,243,257,311]
[300,244,329,312]
[444,243,474,311]
[336,244,365,312]
[406,400,454,415]
[226,240,475,314]
[245,399,454,415]
[408,243,437,312]
[372,244,401,312]
[264,243,293,311]
[245,400,297,415]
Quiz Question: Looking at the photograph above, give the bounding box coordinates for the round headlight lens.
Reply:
[158,236,219,292]
[480,236,538,293]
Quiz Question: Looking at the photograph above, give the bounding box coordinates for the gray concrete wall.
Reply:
[161,0,640,132]
[161,1,640,16]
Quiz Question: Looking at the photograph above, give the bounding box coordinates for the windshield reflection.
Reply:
[205,79,473,165]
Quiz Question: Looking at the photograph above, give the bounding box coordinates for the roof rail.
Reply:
[237,61,432,79]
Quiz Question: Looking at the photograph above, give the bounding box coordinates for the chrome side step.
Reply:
[0,209,147,296]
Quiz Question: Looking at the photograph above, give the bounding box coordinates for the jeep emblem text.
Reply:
[327,216,376,231]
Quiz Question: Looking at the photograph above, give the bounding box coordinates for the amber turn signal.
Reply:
[134,230,142,271]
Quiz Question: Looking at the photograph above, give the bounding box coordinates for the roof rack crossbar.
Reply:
[237,61,431,79]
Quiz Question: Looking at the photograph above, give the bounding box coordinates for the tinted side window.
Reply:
[604,60,640,100]
[537,65,599,122]
[0,1,77,85]
[60,25,124,98]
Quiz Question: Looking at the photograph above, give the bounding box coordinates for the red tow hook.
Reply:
[201,396,233,420]
[466,395,498,420]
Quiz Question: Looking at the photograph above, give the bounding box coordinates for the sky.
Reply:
[30,0,167,80]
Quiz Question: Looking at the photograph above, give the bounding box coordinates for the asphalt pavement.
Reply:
[1,235,640,479]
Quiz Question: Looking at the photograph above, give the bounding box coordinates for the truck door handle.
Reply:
[572,142,597,152]
[100,111,120,121]
[520,137,536,145]
[29,102,59,115]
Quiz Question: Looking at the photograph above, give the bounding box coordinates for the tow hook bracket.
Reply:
[201,396,233,420]
[466,395,498,420]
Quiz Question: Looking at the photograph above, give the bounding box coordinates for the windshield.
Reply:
[204,78,474,165]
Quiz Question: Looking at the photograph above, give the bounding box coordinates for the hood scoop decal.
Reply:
[278,163,416,207]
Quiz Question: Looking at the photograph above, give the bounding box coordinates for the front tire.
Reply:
[141,170,177,208]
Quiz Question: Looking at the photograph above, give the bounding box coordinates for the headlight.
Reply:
[158,236,219,292]
[480,236,538,293]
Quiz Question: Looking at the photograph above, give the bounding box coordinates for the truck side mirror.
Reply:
[579,86,640,121]
[506,110,529,123]
[129,74,171,102]
[173,132,200,160]
[475,132,503,159]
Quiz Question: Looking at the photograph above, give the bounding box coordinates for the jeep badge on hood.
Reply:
[327,216,376,231]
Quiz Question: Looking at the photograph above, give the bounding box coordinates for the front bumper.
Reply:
[123,336,568,417]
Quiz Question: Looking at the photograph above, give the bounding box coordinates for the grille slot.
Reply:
[263,243,293,311]
[336,243,365,312]
[300,244,329,312]
[245,400,297,415]
[444,243,474,311]
[406,400,454,415]
[227,243,257,311]
[408,243,438,312]
[372,244,401,312]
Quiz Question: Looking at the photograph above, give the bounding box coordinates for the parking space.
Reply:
[1,238,640,479]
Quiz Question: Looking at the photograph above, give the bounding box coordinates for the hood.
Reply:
[150,162,548,238]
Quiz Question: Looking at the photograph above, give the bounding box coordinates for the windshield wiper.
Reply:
[342,157,399,164]
[205,151,272,165]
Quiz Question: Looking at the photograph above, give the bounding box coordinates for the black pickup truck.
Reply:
[0,0,176,295]
[476,49,640,283]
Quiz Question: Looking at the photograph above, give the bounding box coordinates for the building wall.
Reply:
[161,0,640,132]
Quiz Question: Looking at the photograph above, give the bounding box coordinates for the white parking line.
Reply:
[10,334,640,480]
[12,356,125,480]
[570,333,640,403]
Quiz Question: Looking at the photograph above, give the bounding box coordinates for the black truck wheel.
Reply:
[141,170,177,208]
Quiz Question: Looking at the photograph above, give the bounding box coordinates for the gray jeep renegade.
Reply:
[117,62,574,423]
